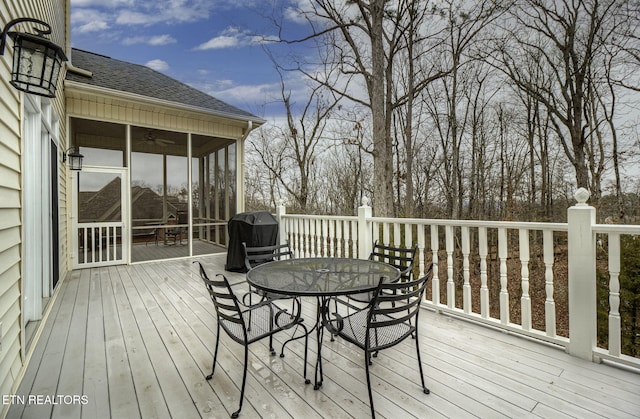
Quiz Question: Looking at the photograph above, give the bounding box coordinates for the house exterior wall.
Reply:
[0,0,68,413]
[66,89,248,139]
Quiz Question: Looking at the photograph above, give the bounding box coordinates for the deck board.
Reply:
[7,253,640,419]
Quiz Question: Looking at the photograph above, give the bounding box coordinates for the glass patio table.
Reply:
[246,257,400,389]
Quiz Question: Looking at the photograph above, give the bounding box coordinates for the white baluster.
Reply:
[336,220,343,257]
[462,226,471,314]
[322,218,331,257]
[417,225,426,278]
[305,218,311,257]
[343,220,350,258]
[83,227,88,265]
[105,226,111,261]
[352,220,358,258]
[383,222,390,247]
[479,227,489,318]
[315,218,321,258]
[404,223,413,252]
[520,229,531,330]
[394,222,401,248]
[98,227,103,262]
[543,229,556,337]
[308,218,315,257]
[293,219,300,255]
[499,227,509,324]
[431,225,440,306]
[608,233,621,356]
[446,225,455,309]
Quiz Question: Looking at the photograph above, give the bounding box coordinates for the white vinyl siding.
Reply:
[0,1,67,416]
[66,91,246,140]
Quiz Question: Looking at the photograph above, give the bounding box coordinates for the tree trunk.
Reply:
[370,0,394,217]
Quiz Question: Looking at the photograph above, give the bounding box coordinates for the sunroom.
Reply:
[65,49,264,267]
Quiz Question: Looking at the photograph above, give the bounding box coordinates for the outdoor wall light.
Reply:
[0,17,68,98]
[63,147,84,171]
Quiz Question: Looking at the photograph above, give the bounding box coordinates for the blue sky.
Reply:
[70,0,314,119]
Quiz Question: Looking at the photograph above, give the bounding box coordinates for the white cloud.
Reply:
[71,8,111,33]
[122,34,177,46]
[76,20,110,33]
[116,11,153,25]
[114,0,218,26]
[71,0,135,6]
[145,59,169,71]
[193,79,276,104]
[194,36,239,50]
[194,26,279,51]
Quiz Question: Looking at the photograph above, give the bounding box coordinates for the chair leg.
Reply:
[414,331,430,395]
[278,322,310,384]
[269,334,275,356]
[279,322,307,357]
[303,324,310,384]
[206,323,221,380]
[232,344,250,418]
[364,349,377,419]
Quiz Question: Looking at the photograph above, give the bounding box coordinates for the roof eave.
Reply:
[64,80,266,127]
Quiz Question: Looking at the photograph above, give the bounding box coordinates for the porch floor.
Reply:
[131,239,226,262]
[7,254,640,419]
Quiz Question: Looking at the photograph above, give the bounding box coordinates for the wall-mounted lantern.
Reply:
[63,147,84,171]
[0,17,68,98]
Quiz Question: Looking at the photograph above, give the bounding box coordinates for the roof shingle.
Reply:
[66,48,260,121]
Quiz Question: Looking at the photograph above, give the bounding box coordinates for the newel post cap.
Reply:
[574,188,590,206]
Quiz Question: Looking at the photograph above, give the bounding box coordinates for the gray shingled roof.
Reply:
[66,48,261,121]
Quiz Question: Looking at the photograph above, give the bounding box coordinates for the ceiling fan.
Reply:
[142,130,175,147]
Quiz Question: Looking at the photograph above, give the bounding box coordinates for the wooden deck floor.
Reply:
[7,254,640,419]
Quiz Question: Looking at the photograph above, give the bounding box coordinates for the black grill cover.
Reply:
[225,211,279,272]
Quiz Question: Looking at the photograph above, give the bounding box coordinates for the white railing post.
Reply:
[276,201,287,247]
[358,196,373,259]
[567,188,597,361]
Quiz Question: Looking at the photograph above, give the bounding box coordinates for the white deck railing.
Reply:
[276,189,640,370]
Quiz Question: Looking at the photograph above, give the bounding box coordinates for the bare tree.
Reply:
[248,65,340,212]
[495,0,630,194]
[282,0,449,216]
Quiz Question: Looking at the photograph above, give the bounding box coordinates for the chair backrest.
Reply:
[195,261,246,334]
[242,242,294,271]
[368,241,418,281]
[367,264,433,341]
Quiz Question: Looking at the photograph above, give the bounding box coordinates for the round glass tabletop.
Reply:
[246,257,401,297]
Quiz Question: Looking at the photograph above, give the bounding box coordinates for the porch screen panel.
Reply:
[77,172,123,264]
[130,127,188,262]
[191,138,235,256]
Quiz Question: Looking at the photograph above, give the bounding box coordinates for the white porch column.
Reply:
[276,201,287,246]
[357,197,373,259]
[567,188,597,361]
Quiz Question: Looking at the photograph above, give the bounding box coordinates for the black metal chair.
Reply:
[343,241,418,304]
[242,241,306,358]
[195,261,308,418]
[242,241,296,304]
[324,264,433,419]
[331,241,418,346]
[166,211,187,245]
[242,242,293,270]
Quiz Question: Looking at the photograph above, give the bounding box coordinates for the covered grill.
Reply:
[225,211,279,272]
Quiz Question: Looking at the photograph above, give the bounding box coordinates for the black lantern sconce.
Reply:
[63,147,84,171]
[0,17,68,98]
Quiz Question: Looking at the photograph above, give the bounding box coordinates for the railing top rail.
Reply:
[593,224,640,234]
[78,222,123,227]
[370,216,568,231]
[280,214,358,222]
